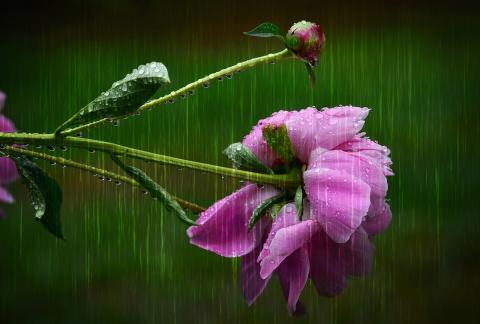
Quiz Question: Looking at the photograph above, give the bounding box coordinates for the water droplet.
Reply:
[50,161,56,166]
[142,190,149,195]
[99,176,105,181]
[88,149,95,153]
[106,177,112,182]
[75,132,83,137]
[202,82,210,88]
[47,145,55,151]
[217,76,224,81]
[188,90,195,95]
[35,145,42,149]
[168,98,175,104]
[226,74,233,79]
[60,146,68,151]
[61,164,67,169]
[115,180,122,186]
[180,93,187,99]
[112,120,119,127]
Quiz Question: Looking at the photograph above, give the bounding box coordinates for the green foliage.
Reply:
[244,22,285,42]
[15,156,64,239]
[294,186,303,219]
[111,155,196,226]
[223,142,273,174]
[248,191,288,230]
[56,62,170,133]
[304,62,316,85]
[262,124,295,164]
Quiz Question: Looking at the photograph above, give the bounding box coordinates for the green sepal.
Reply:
[56,62,170,133]
[248,191,288,230]
[305,62,316,86]
[262,124,296,163]
[244,22,285,42]
[294,185,304,219]
[270,201,288,220]
[224,142,273,174]
[111,155,196,226]
[14,156,64,240]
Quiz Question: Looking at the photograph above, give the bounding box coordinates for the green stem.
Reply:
[0,132,302,188]
[58,48,293,136]
[1,145,205,212]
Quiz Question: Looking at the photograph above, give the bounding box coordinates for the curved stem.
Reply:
[1,145,205,212]
[59,48,292,136]
[0,132,302,188]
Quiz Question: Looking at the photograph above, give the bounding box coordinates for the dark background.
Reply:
[1,0,479,323]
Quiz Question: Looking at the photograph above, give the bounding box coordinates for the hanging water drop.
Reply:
[226,74,233,79]
[60,146,68,151]
[47,145,55,151]
[202,82,210,88]
[115,180,122,186]
[88,149,95,153]
[188,90,195,95]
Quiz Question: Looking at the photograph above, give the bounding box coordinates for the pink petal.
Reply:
[240,241,271,306]
[187,184,280,257]
[276,246,310,315]
[308,148,387,198]
[0,115,16,133]
[242,110,292,167]
[0,157,18,184]
[0,186,14,204]
[363,200,392,236]
[304,168,371,243]
[259,203,320,279]
[308,227,372,297]
[335,135,393,176]
[286,107,369,163]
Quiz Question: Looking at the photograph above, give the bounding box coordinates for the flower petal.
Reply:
[242,110,292,167]
[276,246,310,315]
[286,107,369,163]
[187,184,280,257]
[304,168,371,243]
[308,148,387,198]
[0,115,16,133]
[240,241,271,306]
[258,203,320,279]
[0,157,18,184]
[363,200,392,236]
[335,135,393,176]
[308,227,372,297]
[0,186,14,204]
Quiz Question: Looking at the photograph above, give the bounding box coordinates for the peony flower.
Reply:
[0,91,18,218]
[285,21,325,66]
[188,106,392,314]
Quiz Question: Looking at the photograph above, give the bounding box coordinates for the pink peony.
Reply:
[285,21,326,66]
[188,106,392,314]
[0,91,18,218]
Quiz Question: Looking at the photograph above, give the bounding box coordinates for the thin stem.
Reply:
[59,48,292,136]
[2,145,205,212]
[0,132,302,188]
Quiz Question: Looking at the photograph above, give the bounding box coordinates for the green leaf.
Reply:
[244,22,285,41]
[248,191,288,230]
[294,186,303,219]
[56,62,170,133]
[223,143,273,174]
[262,124,296,163]
[111,155,196,226]
[15,156,64,239]
[270,201,288,220]
[305,62,316,86]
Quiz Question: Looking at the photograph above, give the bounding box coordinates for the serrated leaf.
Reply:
[56,62,170,133]
[305,62,316,86]
[262,124,296,163]
[294,186,303,219]
[248,191,288,230]
[244,22,285,41]
[15,156,64,239]
[223,143,273,174]
[111,155,195,226]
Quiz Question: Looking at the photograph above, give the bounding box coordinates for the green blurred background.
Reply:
[1,0,479,322]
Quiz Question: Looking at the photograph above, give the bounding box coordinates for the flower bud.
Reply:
[285,21,325,66]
